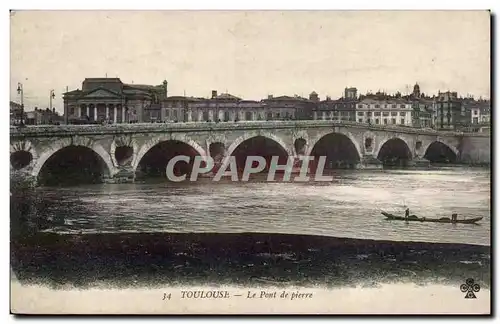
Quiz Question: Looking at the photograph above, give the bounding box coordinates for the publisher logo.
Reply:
[460,278,480,299]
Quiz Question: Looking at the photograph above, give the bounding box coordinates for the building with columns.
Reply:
[63,78,168,124]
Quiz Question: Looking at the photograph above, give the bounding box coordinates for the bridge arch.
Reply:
[422,140,459,163]
[373,136,413,160]
[225,132,293,158]
[305,130,362,160]
[132,134,207,174]
[224,132,293,172]
[421,140,459,158]
[374,136,413,165]
[31,136,115,181]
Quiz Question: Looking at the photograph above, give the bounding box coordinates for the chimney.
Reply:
[211,90,217,99]
[268,94,274,100]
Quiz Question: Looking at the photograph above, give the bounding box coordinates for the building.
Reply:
[63,78,168,124]
[462,99,491,132]
[160,96,197,122]
[24,107,63,125]
[10,101,24,126]
[316,98,357,122]
[480,103,491,124]
[433,91,465,130]
[406,83,434,128]
[158,90,306,123]
[182,91,301,122]
[262,93,316,120]
[410,97,435,129]
[356,97,413,126]
[344,87,358,100]
[314,87,358,121]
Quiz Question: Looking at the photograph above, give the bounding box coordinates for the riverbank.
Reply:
[11,232,490,289]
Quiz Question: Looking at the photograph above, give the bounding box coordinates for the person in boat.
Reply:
[405,208,410,221]
[451,213,458,222]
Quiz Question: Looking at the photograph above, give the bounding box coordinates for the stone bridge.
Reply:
[10,120,490,185]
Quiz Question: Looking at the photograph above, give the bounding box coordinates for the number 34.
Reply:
[162,293,172,301]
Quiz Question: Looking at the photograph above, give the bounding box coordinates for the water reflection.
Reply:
[11,167,491,246]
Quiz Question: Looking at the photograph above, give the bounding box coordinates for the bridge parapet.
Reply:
[10,120,468,137]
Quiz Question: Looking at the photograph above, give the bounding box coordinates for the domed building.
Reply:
[412,83,421,98]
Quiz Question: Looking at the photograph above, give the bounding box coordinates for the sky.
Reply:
[10,10,491,113]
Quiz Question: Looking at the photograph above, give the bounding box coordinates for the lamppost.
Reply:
[16,82,24,126]
[49,90,55,124]
[49,89,55,110]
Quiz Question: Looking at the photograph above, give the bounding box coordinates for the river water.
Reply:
[25,166,490,246]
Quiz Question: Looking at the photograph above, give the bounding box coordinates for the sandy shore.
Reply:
[11,232,490,289]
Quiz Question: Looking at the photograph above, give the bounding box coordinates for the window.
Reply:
[358,104,363,108]
[358,118,363,123]
[400,118,405,125]
[224,111,230,121]
[367,119,371,124]
[165,110,170,117]
[357,112,364,116]
[392,118,396,124]
[375,104,380,108]
[391,104,396,108]
[385,104,388,108]
[70,107,75,115]
[203,111,209,121]
[375,119,380,124]
[245,112,252,120]
[374,112,381,116]
[267,112,273,120]
[333,111,339,116]
[400,105,406,108]
[400,112,406,117]
[473,117,479,124]
[367,112,372,116]
[383,112,389,116]
[384,119,388,125]
[173,110,178,119]
[391,111,398,116]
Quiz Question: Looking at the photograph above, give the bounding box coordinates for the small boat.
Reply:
[381,212,483,224]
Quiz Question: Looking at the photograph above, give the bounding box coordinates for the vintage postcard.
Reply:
[9,10,491,315]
